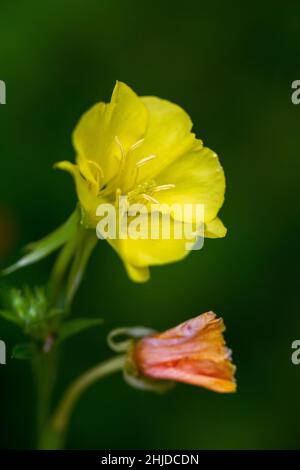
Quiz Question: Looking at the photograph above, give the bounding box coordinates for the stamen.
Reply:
[132,167,140,188]
[141,194,159,204]
[130,138,145,151]
[153,184,176,193]
[115,136,125,161]
[87,160,104,179]
[114,188,122,207]
[136,155,156,168]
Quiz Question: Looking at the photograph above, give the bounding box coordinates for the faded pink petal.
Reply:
[134,312,236,393]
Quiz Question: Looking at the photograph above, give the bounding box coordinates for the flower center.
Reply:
[87,136,175,206]
[127,180,158,205]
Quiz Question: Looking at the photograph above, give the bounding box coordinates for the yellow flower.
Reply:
[56,81,226,282]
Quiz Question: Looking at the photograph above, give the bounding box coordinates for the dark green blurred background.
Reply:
[1,0,300,450]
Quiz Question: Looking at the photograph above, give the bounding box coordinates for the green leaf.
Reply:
[57,318,103,344]
[12,343,36,360]
[0,309,21,326]
[2,209,80,276]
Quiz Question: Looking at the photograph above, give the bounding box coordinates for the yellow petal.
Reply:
[55,161,100,227]
[108,213,196,268]
[107,238,151,282]
[124,263,150,283]
[73,81,148,184]
[154,146,225,224]
[204,217,227,238]
[133,96,197,182]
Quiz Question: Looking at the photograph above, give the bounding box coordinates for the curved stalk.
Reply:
[39,355,126,449]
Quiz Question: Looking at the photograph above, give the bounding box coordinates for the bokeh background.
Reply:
[1,0,300,450]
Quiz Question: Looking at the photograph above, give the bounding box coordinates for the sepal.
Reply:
[2,209,80,276]
[107,326,174,393]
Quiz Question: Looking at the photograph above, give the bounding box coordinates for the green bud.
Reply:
[0,285,62,340]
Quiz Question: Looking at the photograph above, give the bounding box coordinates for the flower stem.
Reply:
[39,354,126,449]
[32,349,58,437]
[65,230,97,312]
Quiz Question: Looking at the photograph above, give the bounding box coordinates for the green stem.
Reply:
[32,349,58,437]
[48,236,78,307]
[33,214,98,448]
[65,230,97,312]
[48,224,97,312]
[39,355,126,450]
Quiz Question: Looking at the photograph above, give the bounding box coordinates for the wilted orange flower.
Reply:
[133,312,236,393]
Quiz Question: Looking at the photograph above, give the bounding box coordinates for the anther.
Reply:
[130,138,145,151]
[141,194,160,204]
[136,155,156,168]
[115,136,125,161]
[153,184,175,192]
